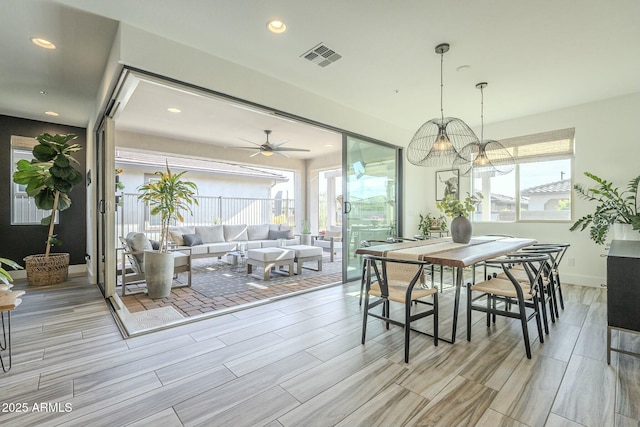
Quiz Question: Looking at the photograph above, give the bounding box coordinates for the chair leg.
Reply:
[433,293,439,346]
[486,293,491,327]
[533,295,544,344]
[556,272,565,310]
[359,261,366,306]
[361,295,369,345]
[538,288,550,335]
[517,296,532,359]
[405,300,412,363]
[549,277,560,318]
[467,284,473,342]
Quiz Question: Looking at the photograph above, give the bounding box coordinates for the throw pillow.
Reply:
[149,239,161,250]
[268,229,291,240]
[182,233,203,246]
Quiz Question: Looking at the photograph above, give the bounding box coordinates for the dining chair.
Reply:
[358,237,418,306]
[519,244,567,318]
[361,254,438,363]
[466,252,548,359]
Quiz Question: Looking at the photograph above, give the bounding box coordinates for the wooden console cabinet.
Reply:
[606,239,640,364]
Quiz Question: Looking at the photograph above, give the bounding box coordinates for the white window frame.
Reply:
[473,128,575,223]
[10,135,57,225]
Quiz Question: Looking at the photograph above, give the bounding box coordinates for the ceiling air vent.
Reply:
[301,43,342,68]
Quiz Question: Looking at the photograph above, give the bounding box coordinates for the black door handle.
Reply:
[344,201,352,214]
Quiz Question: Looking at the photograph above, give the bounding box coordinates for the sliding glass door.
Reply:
[343,135,402,282]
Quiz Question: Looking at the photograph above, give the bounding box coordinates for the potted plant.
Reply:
[1,258,23,286]
[570,172,640,245]
[137,162,198,298]
[437,192,483,243]
[300,220,312,245]
[418,212,448,237]
[12,133,83,286]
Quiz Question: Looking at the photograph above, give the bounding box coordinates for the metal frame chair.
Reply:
[361,254,438,363]
[467,253,548,359]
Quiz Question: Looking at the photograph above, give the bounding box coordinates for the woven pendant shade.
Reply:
[407,117,479,167]
[455,82,514,176]
[407,43,478,167]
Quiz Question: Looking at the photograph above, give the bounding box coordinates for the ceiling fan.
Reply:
[237,130,310,157]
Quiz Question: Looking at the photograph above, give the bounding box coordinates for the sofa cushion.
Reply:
[168,226,195,246]
[286,244,323,258]
[173,252,190,268]
[224,224,248,241]
[268,229,291,240]
[195,225,224,243]
[126,232,153,272]
[247,224,270,240]
[279,224,294,238]
[247,247,294,262]
[205,242,236,255]
[268,223,280,231]
[182,233,203,246]
[323,230,342,241]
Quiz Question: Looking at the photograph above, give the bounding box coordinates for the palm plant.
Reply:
[570,172,640,244]
[137,162,198,252]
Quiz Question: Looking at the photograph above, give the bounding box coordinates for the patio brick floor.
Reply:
[120,256,343,317]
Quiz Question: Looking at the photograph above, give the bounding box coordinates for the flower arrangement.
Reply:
[437,192,483,218]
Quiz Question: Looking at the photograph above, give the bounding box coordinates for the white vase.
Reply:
[612,223,640,241]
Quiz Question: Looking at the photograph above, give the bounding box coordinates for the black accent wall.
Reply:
[0,114,87,267]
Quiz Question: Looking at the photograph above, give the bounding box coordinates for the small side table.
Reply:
[1,287,25,373]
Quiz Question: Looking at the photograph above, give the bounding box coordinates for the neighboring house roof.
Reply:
[521,179,571,196]
[115,149,288,182]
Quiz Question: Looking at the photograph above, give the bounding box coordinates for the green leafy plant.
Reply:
[437,192,483,219]
[137,162,199,253]
[418,212,448,236]
[0,258,23,285]
[570,172,640,245]
[12,133,83,256]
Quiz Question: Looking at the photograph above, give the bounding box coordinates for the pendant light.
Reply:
[407,43,478,167]
[454,82,514,176]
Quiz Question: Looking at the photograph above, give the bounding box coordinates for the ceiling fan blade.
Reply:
[249,151,262,157]
[273,147,311,152]
[273,150,290,158]
[234,146,265,150]
[239,138,262,147]
[273,139,289,147]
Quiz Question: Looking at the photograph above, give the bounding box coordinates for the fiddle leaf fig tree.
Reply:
[12,133,83,256]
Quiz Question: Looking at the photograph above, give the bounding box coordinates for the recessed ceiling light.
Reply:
[45,111,59,117]
[325,144,333,147]
[40,90,48,95]
[267,19,287,34]
[31,37,56,49]
[456,65,471,72]
[167,107,181,113]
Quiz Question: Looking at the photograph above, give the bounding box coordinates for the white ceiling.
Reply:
[2,0,640,159]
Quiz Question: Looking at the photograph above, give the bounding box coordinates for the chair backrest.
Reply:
[486,253,549,295]
[124,232,154,273]
[364,255,431,295]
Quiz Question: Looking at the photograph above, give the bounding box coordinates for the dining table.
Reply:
[356,235,537,344]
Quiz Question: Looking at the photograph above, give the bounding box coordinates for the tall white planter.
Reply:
[612,223,640,241]
[144,251,174,298]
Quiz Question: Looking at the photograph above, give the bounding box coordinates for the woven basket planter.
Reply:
[23,253,70,286]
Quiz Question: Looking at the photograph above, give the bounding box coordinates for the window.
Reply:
[473,128,574,222]
[10,135,56,225]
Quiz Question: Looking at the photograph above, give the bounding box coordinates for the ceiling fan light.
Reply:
[261,150,274,157]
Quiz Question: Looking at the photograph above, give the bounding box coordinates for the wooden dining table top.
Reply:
[355,236,537,268]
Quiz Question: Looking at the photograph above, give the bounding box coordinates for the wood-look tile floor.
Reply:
[1,277,638,427]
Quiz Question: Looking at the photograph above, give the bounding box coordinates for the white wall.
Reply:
[95,23,639,287]
[442,93,639,287]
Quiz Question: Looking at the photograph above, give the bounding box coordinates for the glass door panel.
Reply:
[343,135,401,282]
